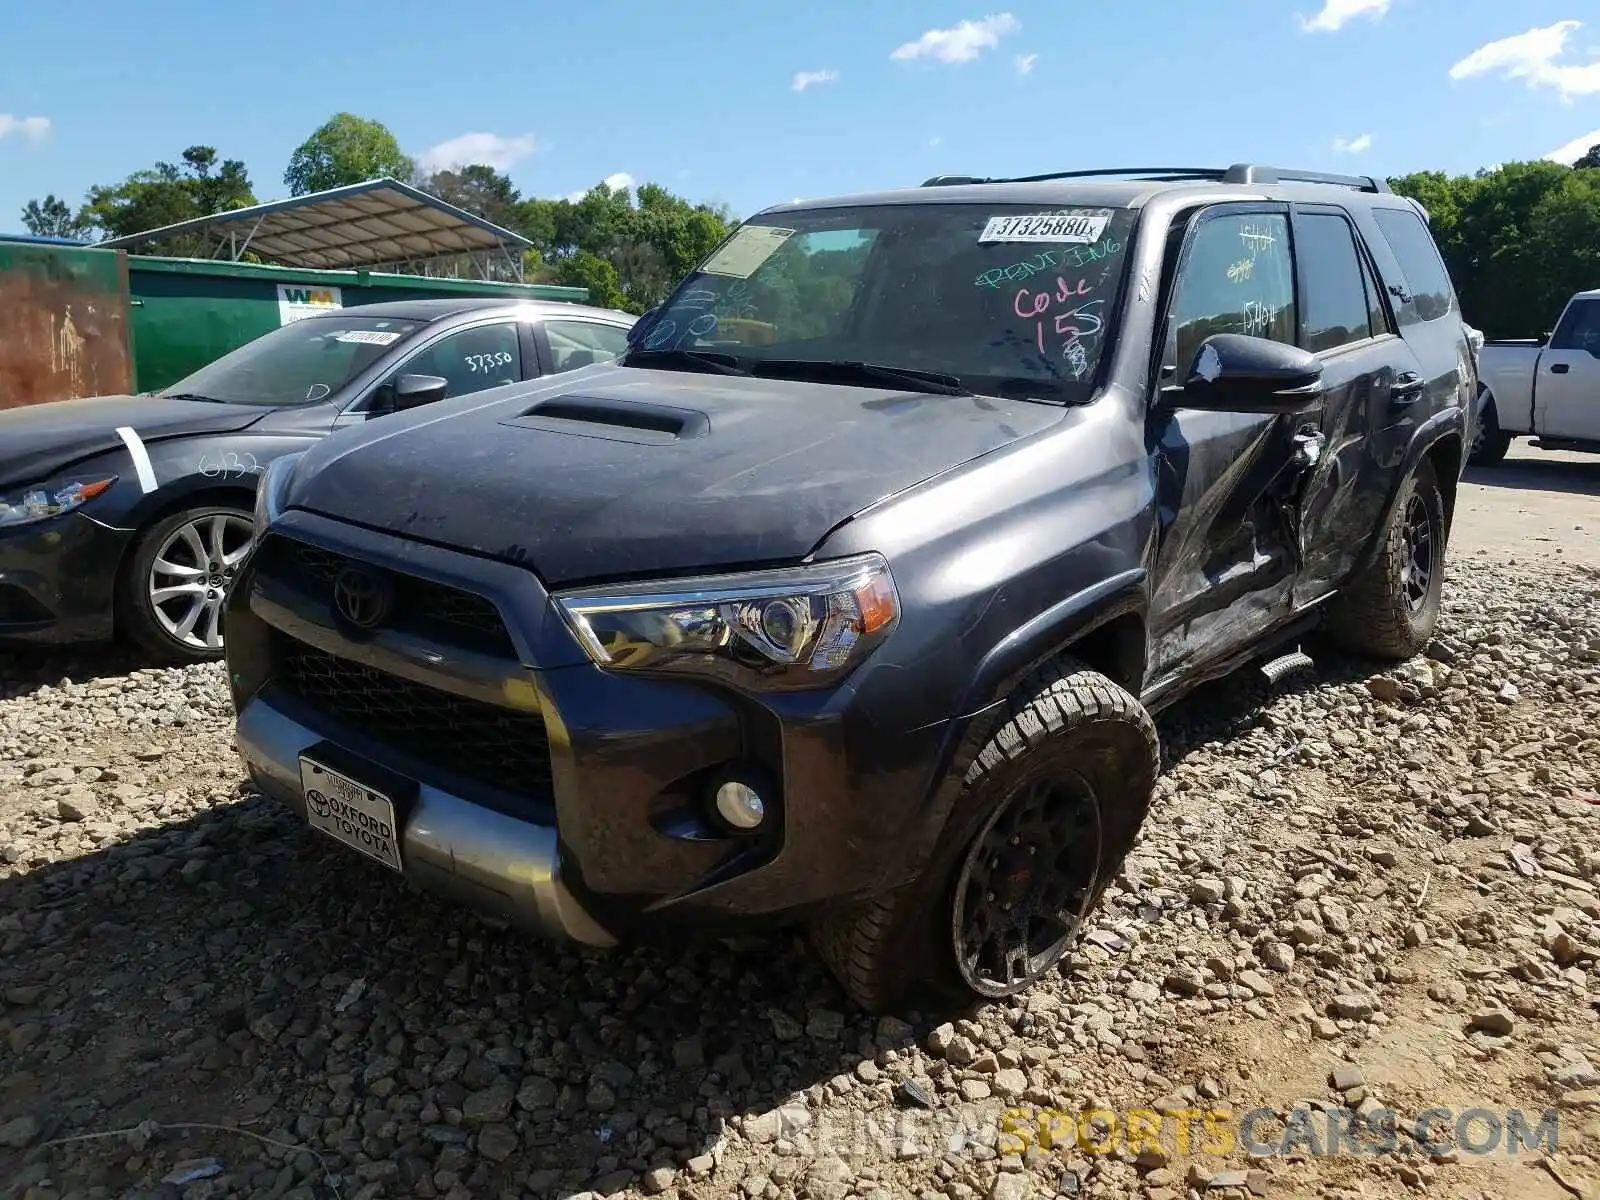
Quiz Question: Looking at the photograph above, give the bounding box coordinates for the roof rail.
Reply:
[920,164,1391,193]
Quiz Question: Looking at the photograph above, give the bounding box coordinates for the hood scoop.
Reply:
[501,394,710,445]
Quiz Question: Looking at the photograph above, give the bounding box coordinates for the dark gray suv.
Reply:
[228,164,1473,1012]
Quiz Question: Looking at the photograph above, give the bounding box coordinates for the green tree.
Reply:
[423,163,520,229]
[78,145,256,243]
[284,113,413,195]
[20,193,89,240]
[1575,143,1600,170]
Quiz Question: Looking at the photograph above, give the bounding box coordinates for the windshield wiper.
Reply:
[623,348,750,376]
[749,359,970,396]
[162,392,229,404]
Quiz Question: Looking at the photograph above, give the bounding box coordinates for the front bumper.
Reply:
[226,509,957,944]
[0,512,129,644]
[236,695,615,946]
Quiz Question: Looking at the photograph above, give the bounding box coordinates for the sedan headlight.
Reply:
[556,553,900,689]
[254,452,304,533]
[0,477,117,529]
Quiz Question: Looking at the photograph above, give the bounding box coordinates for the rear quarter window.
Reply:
[1372,207,1455,325]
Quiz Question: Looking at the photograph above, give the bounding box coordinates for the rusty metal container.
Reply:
[0,236,133,409]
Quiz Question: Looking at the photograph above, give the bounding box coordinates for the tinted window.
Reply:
[1296,214,1373,353]
[1372,208,1455,323]
[388,322,522,401]
[1359,246,1390,338]
[545,320,632,372]
[1551,299,1600,356]
[159,316,422,406]
[642,203,1138,401]
[1169,212,1296,371]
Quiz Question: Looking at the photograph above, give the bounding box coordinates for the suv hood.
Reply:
[287,366,1063,586]
[0,394,269,490]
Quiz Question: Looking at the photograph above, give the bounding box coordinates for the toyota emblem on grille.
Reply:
[333,566,393,629]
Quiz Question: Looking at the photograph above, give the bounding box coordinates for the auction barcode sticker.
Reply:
[333,330,403,345]
[978,211,1111,245]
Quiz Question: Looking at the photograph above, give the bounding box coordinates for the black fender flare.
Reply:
[890,568,1149,884]
[1350,407,1466,580]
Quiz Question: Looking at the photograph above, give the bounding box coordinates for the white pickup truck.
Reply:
[1472,288,1600,465]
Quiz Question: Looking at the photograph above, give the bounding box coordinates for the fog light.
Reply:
[715,781,766,830]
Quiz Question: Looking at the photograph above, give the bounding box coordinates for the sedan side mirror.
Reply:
[392,373,449,412]
[1175,334,1323,415]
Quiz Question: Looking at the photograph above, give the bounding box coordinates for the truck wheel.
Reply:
[118,503,256,664]
[809,659,1159,1014]
[1469,393,1512,466]
[1326,457,1447,661]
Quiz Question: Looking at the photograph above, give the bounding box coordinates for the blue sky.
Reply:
[2,0,1599,233]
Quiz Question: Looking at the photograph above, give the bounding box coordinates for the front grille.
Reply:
[264,536,516,656]
[278,638,553,802]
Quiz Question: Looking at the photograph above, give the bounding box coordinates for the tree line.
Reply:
[18,115,1600,329]
[18,112,736,314]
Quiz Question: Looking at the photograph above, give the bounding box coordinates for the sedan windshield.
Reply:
[158,315,422,407]
[629,202,1136,401]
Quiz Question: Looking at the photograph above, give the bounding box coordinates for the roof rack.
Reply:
[920,164,1391,194]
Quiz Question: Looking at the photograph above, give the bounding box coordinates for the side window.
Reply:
[1295,213,1374,353]
[1358,245,1391,339]
[544,320,632,373]
[1550,300,1600,357]
[1372,208,1455,324]
[1168,211,1296,372]
[385,323,521,403]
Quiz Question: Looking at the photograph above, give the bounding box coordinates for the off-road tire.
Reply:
[1325,456,1447,660]
[118,503,255,665]
[809,659,1160,1014]
[1469,391,1512,466]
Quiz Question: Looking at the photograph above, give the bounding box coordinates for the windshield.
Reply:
[630,202,1136,401]
[158,315,423,406]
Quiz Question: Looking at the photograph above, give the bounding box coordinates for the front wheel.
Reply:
[1325,456,1447,660]
[118,503,256,663]
[1469,392,1512,466]
[809,660,1159,1013]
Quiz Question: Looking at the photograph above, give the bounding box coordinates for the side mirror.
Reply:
[1175,334,1323,415]
[392,373,449,411]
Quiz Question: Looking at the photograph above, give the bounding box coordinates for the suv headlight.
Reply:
[555,553,899,689]
[254,452,304,534]
[0,477,117,529]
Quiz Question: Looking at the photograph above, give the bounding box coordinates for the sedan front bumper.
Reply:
[0,512,130,644]
[236,688,617,947]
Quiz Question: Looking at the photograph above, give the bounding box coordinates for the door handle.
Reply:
[1390,372,1425,405]
[1552,363,1570,375]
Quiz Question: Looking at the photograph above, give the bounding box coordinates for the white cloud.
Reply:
[891,13,1019,64]
[1546,127,1600,163]
[1332,133,1374,153]
[792,68,840,92]
[419,132,538,173]
[1450,21,1600,100]
[1015,53,1039,75]
[1299,0,1390,33]
[0,115,51,143]
[929,135,944,147]
[564,172,636,203]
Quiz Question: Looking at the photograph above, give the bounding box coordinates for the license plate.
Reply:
[300,757,403,872]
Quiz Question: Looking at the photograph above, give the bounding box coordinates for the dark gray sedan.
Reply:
[0,297,635,661]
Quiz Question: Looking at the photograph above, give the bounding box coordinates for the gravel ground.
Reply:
[1,556,1598,1200]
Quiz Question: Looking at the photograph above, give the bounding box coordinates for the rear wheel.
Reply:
[118,504,255,663]
[809,660,1159,1013]
[1326,456,1447,660]
[1469,391,1512,466]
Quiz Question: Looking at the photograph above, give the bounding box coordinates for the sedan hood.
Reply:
[288,366,1062,586]
[0,394,269,490]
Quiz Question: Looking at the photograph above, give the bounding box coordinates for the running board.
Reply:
[1260,647,1315,684]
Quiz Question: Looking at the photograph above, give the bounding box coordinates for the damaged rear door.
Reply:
[1145,203,1309,686]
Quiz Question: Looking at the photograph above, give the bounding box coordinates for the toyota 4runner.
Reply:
[227,164,1474,1012]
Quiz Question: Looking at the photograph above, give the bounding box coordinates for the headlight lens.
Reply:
[254,452,304,534]
[0,477,117,529]
[556,553,900,689]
